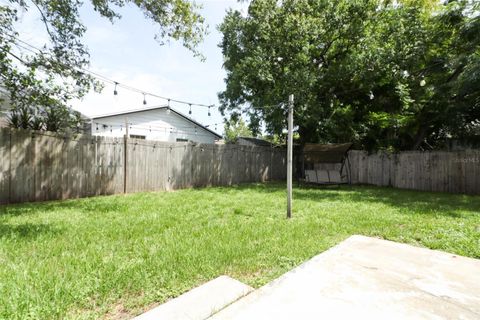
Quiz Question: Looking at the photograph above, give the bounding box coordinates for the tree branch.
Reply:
[6,50,30,66]
[446,64,465,83]
[30,0,56,42]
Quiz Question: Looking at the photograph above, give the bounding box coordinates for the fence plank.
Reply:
[347,150,480,194]
[0,128,10,204]
[4,128,480,205]
[10,130,35,203]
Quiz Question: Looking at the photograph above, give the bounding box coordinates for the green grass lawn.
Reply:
[1,183,479,319]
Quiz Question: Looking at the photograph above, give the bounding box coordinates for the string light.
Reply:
[1,31,220,112]
[208,106,211,117]
[91,121,220,138]
[93,119,222,134]
[166,99,171,114]
[143,93,147,105]
[205,122,221,132]
[189,104,192,115]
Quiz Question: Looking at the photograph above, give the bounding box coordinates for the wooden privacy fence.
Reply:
[3,127,478,204]
[0,128,287,204]
[348,150,480,194]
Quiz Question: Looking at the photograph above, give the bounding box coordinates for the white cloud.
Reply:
[84,25,129,46]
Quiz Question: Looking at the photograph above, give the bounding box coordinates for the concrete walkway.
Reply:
[135,276,253,320]
[210,235,480,319]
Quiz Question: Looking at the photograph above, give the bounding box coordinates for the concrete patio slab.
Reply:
[135,275,253,320]
[209,235,480,320]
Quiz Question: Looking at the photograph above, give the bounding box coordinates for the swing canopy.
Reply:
[303,143,352,163]
[302,143,353,184]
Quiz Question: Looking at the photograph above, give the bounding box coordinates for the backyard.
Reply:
[1,183,479,319]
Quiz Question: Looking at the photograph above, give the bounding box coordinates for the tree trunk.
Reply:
[412,126,428,150]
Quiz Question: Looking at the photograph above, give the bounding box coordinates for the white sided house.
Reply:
[91,106,221,144]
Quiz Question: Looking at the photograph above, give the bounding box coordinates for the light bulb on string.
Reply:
[189,104,192,115]
[166,99,171,114]
[113,82,118,95]
[143,93,147,105]
[96,123,98,131]
[208,106,211,117]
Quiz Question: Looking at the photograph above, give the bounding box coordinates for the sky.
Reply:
[15,0,249,135]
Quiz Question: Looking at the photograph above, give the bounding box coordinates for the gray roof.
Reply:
[237,136,274,147]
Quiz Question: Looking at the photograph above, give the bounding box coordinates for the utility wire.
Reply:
[1,31,217,109]
[2,31,297,116]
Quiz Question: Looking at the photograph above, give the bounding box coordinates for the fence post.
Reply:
[124,118,128,193]
[8,128,12,204]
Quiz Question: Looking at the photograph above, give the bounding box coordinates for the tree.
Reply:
[218,0,479,151]
[0,0,206,132]
[223,117,253,143]
[7,103,84,133]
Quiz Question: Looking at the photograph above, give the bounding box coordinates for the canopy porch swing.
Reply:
[301,143,352,185]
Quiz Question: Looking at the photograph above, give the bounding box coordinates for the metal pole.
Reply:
[287,94,294,219]
[124,118,128,193]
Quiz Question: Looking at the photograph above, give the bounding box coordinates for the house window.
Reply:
[176,138,189,142]
[130,134,146,140]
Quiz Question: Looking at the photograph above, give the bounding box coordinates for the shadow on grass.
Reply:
[202,182,480,218]
[0,203,34,217]
[0,222,61,240]
[0,194,129,217]
[1,182,478,219]
[1,183,270,217]
[192,182,285,194]
[292,184,480,218]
